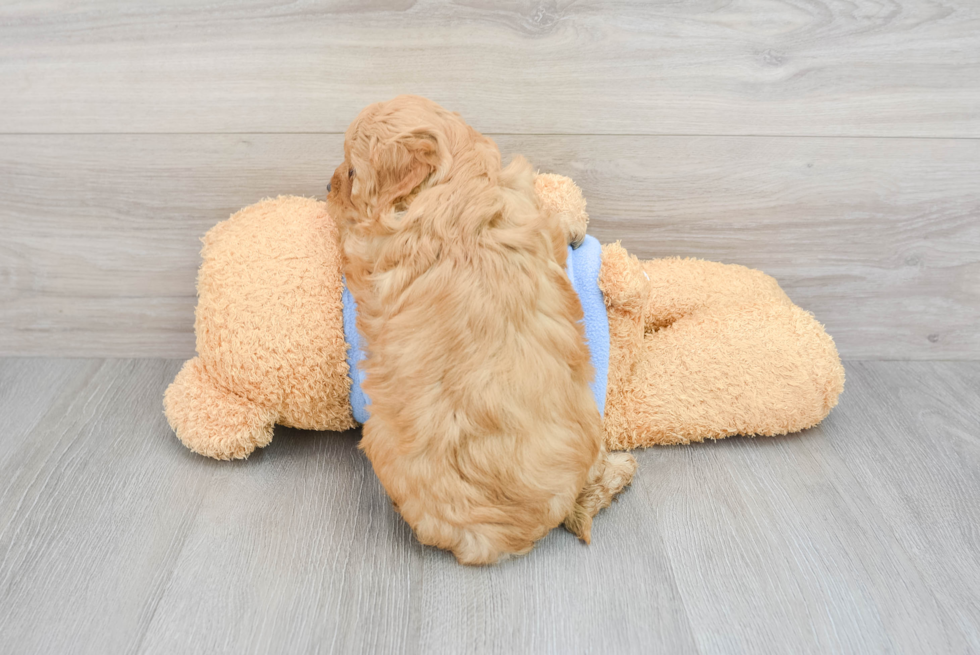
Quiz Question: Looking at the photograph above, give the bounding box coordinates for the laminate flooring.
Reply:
[1,358,977,654]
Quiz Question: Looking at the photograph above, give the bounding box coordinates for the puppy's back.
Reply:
[360,158,603,564]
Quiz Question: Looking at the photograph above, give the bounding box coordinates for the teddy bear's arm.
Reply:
[534,173,589,247]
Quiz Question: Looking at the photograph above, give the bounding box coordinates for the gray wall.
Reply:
[2,1,978,359]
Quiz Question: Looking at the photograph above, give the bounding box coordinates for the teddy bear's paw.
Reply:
[534,173,589,247]
[598,242,649,314]
[164,357,277,461]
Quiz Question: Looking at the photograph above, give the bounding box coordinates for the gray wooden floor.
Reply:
[1,358,978,654]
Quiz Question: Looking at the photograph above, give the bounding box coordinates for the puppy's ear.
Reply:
[372,129,448,211]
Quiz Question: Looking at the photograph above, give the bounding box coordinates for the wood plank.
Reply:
[2,358,978,653]
[645,361,980,653]
[2,134,977,359]
[1,1,978,136]
[0,359,215,654]
[137,426,425,655]
[809,361,980,651]
[0,358,100,458]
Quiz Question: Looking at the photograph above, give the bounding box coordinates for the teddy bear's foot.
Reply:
[564,450,637,544]
[164,357,277,460]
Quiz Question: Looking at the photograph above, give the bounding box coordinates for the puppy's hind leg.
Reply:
[564,449,637,543]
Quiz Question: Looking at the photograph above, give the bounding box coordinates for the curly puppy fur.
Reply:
[327,96,635,565]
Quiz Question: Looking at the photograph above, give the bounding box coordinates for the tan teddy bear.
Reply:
[164,174,844,460]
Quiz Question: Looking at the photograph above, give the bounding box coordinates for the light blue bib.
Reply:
[342,234,609,423]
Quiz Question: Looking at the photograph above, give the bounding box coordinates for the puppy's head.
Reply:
[327,95,463,236]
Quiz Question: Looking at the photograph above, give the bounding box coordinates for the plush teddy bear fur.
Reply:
[597,244,844,449]
[165,196,356,459]
[164,175,844,460]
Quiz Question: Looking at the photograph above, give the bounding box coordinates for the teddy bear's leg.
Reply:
[623,302,844,447]
[604,258,844,449]
[164,357,278,460]
[641,257,792,329]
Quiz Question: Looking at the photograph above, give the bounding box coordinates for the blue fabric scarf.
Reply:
[342,234,609,423]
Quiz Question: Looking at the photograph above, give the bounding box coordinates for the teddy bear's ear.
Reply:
[371,127,450,212]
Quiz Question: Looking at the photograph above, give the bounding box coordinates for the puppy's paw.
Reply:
[563,504,595,544]
[564,451,637,543]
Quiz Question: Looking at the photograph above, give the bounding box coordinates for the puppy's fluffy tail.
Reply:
[564,449,637,544]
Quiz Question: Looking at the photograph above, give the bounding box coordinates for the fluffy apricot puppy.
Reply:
[327,96,636,565]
